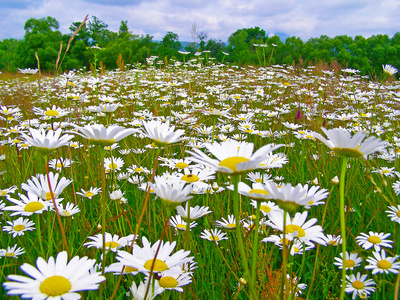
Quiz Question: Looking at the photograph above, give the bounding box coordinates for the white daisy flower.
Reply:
[314,127,386,158]
[2,217,35,237]
[356,231,393,251]
[19,128,74,153]
[386,205,400,223]
[334,251,363,270]
[345,272,376,300]
[187,140,282,174]
[84,232,136,253]
[71,123,137,146]
[200,228,228,244]
[3,251,105,298]
[176,203,212,221]
[115,236,194,275]
[365,249,400,275]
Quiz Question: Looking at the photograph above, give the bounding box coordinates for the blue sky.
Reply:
[0,0,399,42]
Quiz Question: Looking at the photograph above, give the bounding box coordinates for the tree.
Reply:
[119,20,130,38]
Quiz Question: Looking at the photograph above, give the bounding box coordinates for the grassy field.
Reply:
[0,60,399,299]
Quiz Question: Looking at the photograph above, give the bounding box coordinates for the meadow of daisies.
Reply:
[0,59,399,300]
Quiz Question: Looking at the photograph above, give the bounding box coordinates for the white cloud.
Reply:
[0,0,398,42]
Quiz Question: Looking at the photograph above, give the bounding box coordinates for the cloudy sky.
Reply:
[0,0,399,42]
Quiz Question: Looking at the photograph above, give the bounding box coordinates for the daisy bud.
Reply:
[331,176,339,185]
[312,177,319,185]
[212,182,219,191]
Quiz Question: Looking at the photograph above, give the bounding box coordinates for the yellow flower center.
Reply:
[345,260,355,268]
[109,163,118,170]
[396,211,400,218]
[329,240,338,246]
[144,259,168,272]
[175,162,189,169]
[12,139,21,143]
[382,169,390,173]
[260,205,271,213]
[24,201,44,212]
[226,223,236,228]
[134,168,143,172]
[45,110,59,117]
[1,191,6,196]
[219,156,249,173]
[293,247,299,253]
[377,259,392,269]
[285,224,306,237]
[14,225,25,231]
[125,266,138,273]
[56,163,64,168]
[367,236,381,244]
[279,238,290,245]
[332,147,363,158]
[209,235,220,241]
[181,174,199,183]
[40,275,72,296]
[352,280,365,290]
[104,241,120,249]
[176,224,186,230]
[255,178,263,183]
[85,192,95,198]
[159,276,179,288]
[44,192,55,201]
[249,189,268,195]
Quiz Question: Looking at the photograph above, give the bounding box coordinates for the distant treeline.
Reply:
[1,15,399,77]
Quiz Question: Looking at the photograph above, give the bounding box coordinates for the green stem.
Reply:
[251,200,261,288]
[35,214,45,256]
[339,156,349,300]
[281,209,288,300]
[99,147,107,275]
[232,176,257,299]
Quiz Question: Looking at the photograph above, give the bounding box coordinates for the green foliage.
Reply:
[1,16,400,78]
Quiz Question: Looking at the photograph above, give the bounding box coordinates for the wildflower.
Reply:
[200,229,228,244]
[115,236,194,275]
[322,234,342,246]
[214,215,236,229]
[0,244,25,258]
[3,251,105,298]
[48,157,73,172]
[71,124,137,146]
[176,203,212,221]
[76,187,101,200]
[187,140,282,174]
[21,172,72,202]
[334,252,363,270]
[3,193,49,217]
[392,181,400,195]
[169,215,197,231]
[130,277,164,300]
[139,119,185,146]
[386,205,400,223]
[0,186,17,197]
[313,127,386,159]
[20,128,74,153]
[235,181,272,202]
[2,217,35,238]
[267,210,326,246]
[104,156,124,172]
[345,272,376,300]
[262,181,328,212]
[250,200,281,216]
[383,64,398,76]
[57,202,80,217]
[158,271,193,292]
[148,177,192,208]
[365,249,400,275]
[84,232,136,253]
[356,231,393,251]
